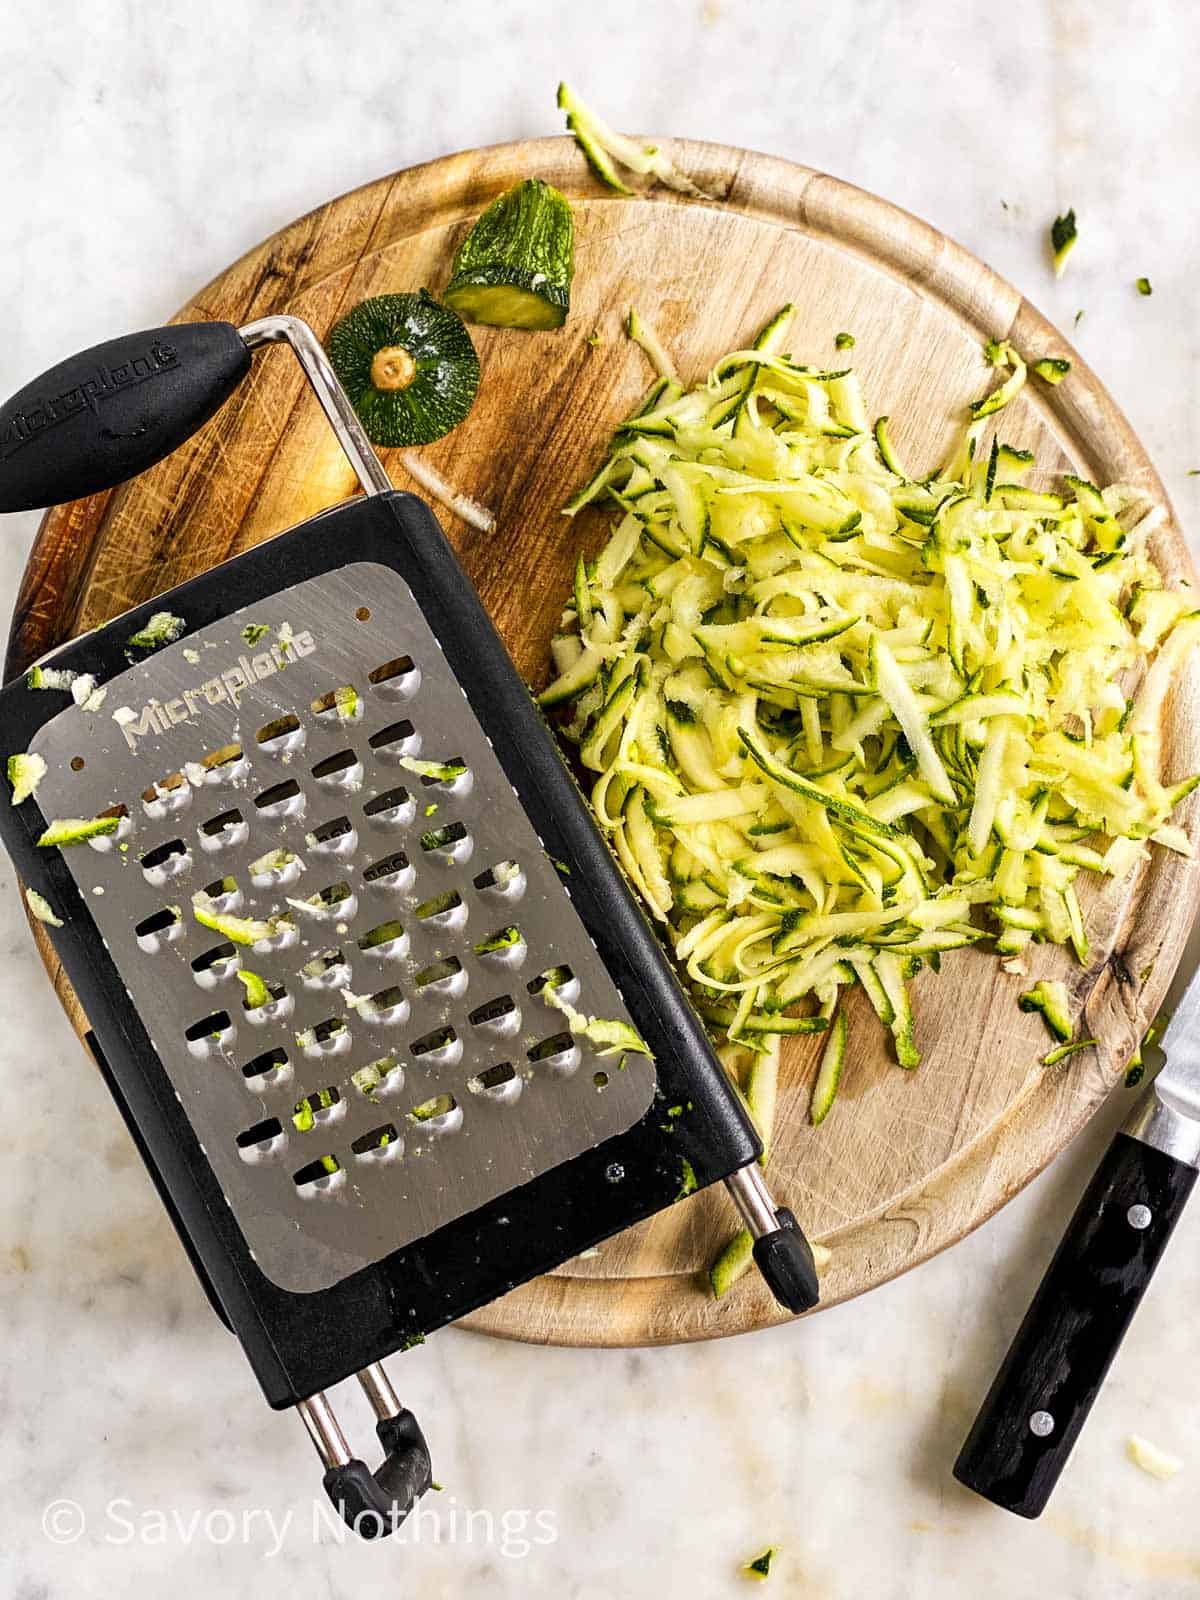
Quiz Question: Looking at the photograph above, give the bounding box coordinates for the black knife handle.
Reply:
[0,322,251,512]
[954,1130,1197,1517]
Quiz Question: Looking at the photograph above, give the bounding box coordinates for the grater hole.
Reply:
[528,1031,576,1061]
[201,874,241,909]
[198,807,248,852]
[193,742,246,785]
[242,1046,291,1086]
[467,1061,523,1106]
[200,807,244,836]
[352,1053,404,1099]
[254,779,305,820]
[141,837,191,882]
[356,983,409,1021]
[135,905,183,943]
[407,1093,462,1134]
[307,815,356,857]
[528,1032,581,1075]
[362,849,413,889]
[143,771,185,801]
[368,720,421,761]
[294,880,356,920]
[259,713,300,742]
[92,802,131,850]
[311,685,364,724]
[468,994,521,1035]
[256,713,303,750]
[142,839,186,868]
[357,919,408,957]
[419,820,472,862]
[411,1026,461,1065]
[236,1117,285,1158]
[473,860,525,900]
[185,1008,233,1042]
[240,978,289,1017]
[413,890,465,929]
[191,941,239,978]
[351,1122,401,1160]
[296,1017,351,1058]
[249,846,303,887]
[311,749,363,794]
[143,771,190,817]
[362,785,415,826]
[473,925,527,965]
[414,956,466,996]
[368,655,420,699]
[528,964,577,1000]
[292,1085,343,1132]
[300,948,350,986]
[70,756,85,772]
[292,1155,343,1193]
[593,1070,610,1088]
[355,607,371,622]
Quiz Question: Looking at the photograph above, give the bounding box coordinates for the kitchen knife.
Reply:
[953,976,1200,1517]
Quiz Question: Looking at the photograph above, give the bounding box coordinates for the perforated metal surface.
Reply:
[30,562,656,1292]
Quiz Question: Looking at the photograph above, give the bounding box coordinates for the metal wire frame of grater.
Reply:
[28,566,656,1292]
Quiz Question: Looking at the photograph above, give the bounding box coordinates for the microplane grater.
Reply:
[30,559,658,1292]
[0,312,819,1542]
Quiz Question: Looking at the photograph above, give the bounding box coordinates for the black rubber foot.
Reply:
[753,1208,820,1313]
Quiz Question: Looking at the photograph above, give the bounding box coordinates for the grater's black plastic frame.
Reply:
[0,490,760,1406]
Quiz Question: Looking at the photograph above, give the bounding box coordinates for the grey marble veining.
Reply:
[1,2,1198,1595]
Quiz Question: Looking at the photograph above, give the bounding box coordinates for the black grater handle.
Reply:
[321,1409,434,1541]
[0,323,251,512]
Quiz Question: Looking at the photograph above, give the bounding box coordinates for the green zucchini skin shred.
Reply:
[558,81,633,195]
[744,1547,778,1582]
[1051,209,1078,276]
[1018,978,1073,1042]
[445,179,575,331]
[1033,357,1071,386]
[325,290,480,447]
[709,1227,754,1298]
[556,80,714,200]
[810,1010,847,1124]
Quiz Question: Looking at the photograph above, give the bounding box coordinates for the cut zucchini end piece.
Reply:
[445,277,567,331]
[325,290,480,448]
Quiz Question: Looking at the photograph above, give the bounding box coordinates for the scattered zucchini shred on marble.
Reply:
[544,304,1200,1157]
[743,1546,778,1582]
[557,81,715,200]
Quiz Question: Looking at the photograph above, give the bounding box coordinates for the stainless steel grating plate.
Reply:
[30,562,657,1293]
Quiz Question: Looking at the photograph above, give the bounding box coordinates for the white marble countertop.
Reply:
[2,3,1199,1595]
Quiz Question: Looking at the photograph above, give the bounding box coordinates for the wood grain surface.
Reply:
[9,136,1199,1346]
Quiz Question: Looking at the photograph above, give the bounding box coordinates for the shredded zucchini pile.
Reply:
[543,307,1198,1113]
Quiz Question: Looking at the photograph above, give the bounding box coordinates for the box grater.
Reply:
[0,313,818,1540]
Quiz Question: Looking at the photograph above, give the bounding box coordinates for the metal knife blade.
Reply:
[1158,963,1200,1123]
[1128,953,1200,1167]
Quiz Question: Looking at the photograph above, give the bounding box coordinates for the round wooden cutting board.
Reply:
[11,137,1199,1346]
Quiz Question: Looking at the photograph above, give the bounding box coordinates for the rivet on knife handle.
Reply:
[953,1125,1197,1517]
